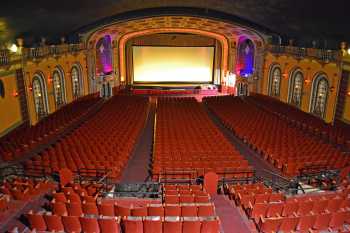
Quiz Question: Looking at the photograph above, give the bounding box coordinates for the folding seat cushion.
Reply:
[98,216,121,233]
[44,214,64,232]
[26,212,47,231]
[115,205,131,217]
[148,205,164,217]
[132,207,148,217]
[165,190,178,195]
[181,205,198,217]
[52,201,68,216]
[296,215,317,233]
[163,216,182,233]
[143,216,162,233]
[164,205,181,216]
[98,203,115,216]
[183,217,201,233]
[62,215,82,233]
[179,190,192,195]
[200,217,220,233]
[258,216,282,233]
[123,216,143,233]
[198,204,215,217]
[66,201,83,216]
[165,195,179,204]
[279,216,299,233]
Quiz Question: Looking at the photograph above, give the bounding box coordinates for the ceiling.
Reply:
[0,0,349,49]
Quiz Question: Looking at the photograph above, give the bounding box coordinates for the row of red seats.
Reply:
[153,97,252,180]
[0,94,101,161]
[0,176,56,201]
[51,201,216,218]
[204,96,350,176]
[26,211,219,233]
[228,183,350,232]
[24,95,149,180]
[248,93,350,148]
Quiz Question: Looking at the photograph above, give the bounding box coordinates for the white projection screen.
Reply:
[133,46,214,83]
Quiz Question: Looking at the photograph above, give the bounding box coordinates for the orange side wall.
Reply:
[261,52,341,123]
[0,72,23,136]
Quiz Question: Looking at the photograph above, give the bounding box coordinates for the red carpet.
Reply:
[211,195,253,233]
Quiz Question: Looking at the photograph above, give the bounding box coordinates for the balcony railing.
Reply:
[0,43,86,67]
[267,44,341,63]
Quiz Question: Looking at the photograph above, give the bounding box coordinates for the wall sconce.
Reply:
[12,90,19,97]
[304,79,311,84]
[330,86,335,92]
[28,85,33,91]
[347,91,350,96]
[48,77,53,84]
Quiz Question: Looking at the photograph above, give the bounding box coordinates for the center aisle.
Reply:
[211,195,253,233]
[120,97,156,183]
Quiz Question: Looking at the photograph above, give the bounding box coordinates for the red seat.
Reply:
[164,205,181,216]
[195,195,210,203]
[266,202,284,218]
[82,202,99,215]
[143,216,162,233]
[329,211,348,231]
[123,216,143,233]
[297,201,314,216]
[98,217,121,233]
[181,205,198,217]
[80,216,100,233]
[115,205,131,217]
[62,215,82,233]
[98,203,115,216]
[258,216,282,233]
[279,216,299,232]
[183,217,201,233]
[281,201,298,217]
[163,217,182,233]
[148,205,164,217]
[26,212,47,231]
[52,201,68,216]
[250,203,268,223]
[198,205,215,217]
[132,207,148,217]
[53,192,67,202]
[66,202,83,216]
[180,195,195,203]
[44,214,64,232]
[311,213,332,232]
[200,218,220,233]
[296,215,316,233]
[165,195,179,204]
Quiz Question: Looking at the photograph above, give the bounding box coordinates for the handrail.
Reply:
[266,44,341,63]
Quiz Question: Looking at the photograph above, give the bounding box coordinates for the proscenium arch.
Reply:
[118,28,229,84]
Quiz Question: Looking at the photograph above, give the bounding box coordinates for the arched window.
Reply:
[311,75,329,118]
[71,65,83,99]
[289,70,304,107]
[52,68,66,108]
[0,80,4,98]
[269,66,282,97]
[32,74,48,120]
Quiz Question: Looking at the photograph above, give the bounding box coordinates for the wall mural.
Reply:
[236,38,255,77]
[96,35,113,76]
